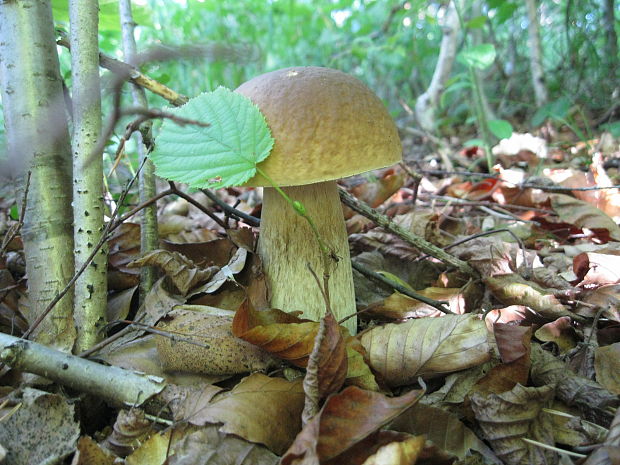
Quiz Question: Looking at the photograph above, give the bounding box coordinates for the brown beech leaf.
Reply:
[576,284,620,322]
[365,287,466,320]
[388,403,499,463]
[281,386,424,464]
[485,273,578,320]
[195,373,305,455]
[303,310,347,422]
[155,308,277,375]
[128,249,218,294]
[473,324,532,395]
[550,193,620,241]
[359,314,492,386]
[470,384,556,465]
[534,317,578,353]
[234,300,380,390]
[167,425,279,465]
[573,251,620,286]
[73,436,116,465]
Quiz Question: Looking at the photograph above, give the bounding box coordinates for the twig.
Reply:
[351,261,453,314]
[0,332,164,407]
[201,189,260,227]
[339,187,478,278]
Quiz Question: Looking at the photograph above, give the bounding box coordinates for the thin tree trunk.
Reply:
[70,0,108,352]
[119,0,159,302]
[415,0,461,132]
[470,1,496,121]
[0,0,75,350]
[603,0,618,72]
[525,0,548,107]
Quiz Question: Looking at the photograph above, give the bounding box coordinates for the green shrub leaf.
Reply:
[150,87,274,188]
[488,119,513,139]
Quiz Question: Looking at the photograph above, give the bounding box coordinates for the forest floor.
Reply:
[0,125,619,465]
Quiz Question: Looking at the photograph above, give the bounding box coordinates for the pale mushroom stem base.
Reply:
[258,181,357,334]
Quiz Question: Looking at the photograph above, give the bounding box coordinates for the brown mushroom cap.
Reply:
[236,67,402,187]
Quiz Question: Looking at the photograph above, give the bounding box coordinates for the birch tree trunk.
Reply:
[415,0,461,132]
[70,0,108,352]
[525,0,548,107]
[0,0,76,350]
[119,0,159,301]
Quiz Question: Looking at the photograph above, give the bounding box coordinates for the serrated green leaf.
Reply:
[488,119,513,139]
[457,44,496,70]
[150,87,274,189]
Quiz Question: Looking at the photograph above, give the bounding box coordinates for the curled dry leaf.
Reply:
[128,249,219,295]
[155,308,278,375]
[190,246,248,295]
[364,287,466,320]
[233,299,380,390]
[281,386,424,464]
[485,273,578,320]
[194,373,305,455]
[534,317,578,353]
[303,310,347,423]
[470,384,556,465]
[359,314,492,386]
[101,408,152,457]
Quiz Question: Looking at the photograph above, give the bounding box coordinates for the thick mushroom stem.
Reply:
[258,181,357,334]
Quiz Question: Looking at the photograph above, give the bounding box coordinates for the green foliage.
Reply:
[149,87,274,188]
[488,119,513,139]
[457,44,497,70]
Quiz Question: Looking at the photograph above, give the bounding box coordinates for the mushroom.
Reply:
[236,67,401,334]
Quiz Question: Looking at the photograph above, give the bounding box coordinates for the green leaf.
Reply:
[457,44,496,70]
[495,3,518,24]
[464,138,485,147]
[601,121,620,138]
[150,87,274,189]
[488,119,513,139]
[466,16,487,29]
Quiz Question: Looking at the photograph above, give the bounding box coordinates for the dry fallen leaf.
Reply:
[194,373,305,455]
[359,314,492,386]
[303,310,347,422]
[128,249,218,294]
[72,436,116,465]
[388,403,499,462]
[0,388,80,465]
[167,425,279,465]
[485,273,577,320]
[281,386,424,464]
[550,193,620,241]
[594,342,620,395]
[470,384,556,465]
